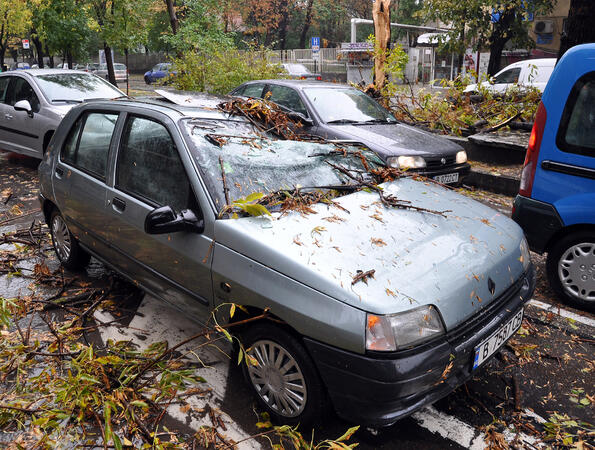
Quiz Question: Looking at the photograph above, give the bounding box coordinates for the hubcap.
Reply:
[558,242,595,302]
[51,215,72,262]
[247,340,307,418]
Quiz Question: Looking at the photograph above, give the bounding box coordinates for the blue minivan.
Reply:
[512,44,595,312]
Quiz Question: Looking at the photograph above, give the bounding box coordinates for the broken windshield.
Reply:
[181,118,385,215]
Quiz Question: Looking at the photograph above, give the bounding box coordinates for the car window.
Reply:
[9,77,41,112]
[116,116,191,212]
[114,64,126,71]
[241,83,265,98]
[557,72,595,158]
[265,85,308,116]
[493,68,521,84]
[0,77,10,103]
[61,112,117,179]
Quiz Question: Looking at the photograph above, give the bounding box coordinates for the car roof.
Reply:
[242,79,346,90]
[77,94,248,122]
[0,68,90,77]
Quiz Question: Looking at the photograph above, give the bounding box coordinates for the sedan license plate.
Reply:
[433,172,459,184]
[473,309,523,370]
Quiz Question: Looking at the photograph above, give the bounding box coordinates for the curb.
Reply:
[465,169,520,196]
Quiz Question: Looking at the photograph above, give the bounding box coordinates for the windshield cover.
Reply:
[35,73,124,102]
[303,87,397,123]
[182,118,384,214]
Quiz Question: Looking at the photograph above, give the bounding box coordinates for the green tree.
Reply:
[0,0,31,69]
[420,0,556,75]
[558,0,595,59]
[35,0,91,68]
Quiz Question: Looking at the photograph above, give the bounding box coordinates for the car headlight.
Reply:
[519,237,531,271]
[456,150,468,164]
[386,156,427,169]
[366,305,445,351]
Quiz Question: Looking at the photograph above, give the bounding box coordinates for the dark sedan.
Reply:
[231,80,469,184]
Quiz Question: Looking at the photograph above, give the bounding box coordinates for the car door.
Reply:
[0,75,15,152]
[106,113,213,320]
[0,76,42,156]
[56,110,120,256]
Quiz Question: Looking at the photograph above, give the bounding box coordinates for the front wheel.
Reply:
[241,324,326,426]
[49,209,90,270]
[144,76,151,85]
[546,231,595,312]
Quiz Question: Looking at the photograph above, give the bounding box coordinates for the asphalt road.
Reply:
[0,152,593,448]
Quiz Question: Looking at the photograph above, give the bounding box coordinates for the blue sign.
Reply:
[311,37,320,51]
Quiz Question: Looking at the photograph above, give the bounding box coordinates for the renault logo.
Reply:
[440,157,446,165]
[488,277,496,295]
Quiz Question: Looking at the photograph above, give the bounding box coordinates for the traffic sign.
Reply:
[22,39,29,49]
[311,37,320,52]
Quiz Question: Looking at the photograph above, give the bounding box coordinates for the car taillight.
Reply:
[519,101,547,197]
[316,76,322,81]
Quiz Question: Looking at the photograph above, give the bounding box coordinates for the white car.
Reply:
[465,58,555,94]
[95,63,128,82]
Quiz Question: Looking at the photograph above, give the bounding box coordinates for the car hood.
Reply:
[324,123,462,160]
[214,178,527,330]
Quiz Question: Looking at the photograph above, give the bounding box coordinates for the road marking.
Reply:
[412,406,542,449]
[528,299,595,328]
[94,296,261,449]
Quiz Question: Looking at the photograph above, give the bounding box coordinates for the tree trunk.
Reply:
[558,0,595,60]
[32,35,44,68]
[277,0,290,50]
[487,8,515,76]
[373,0,392,89]
[104,43,117,86]
[299,0,315,48]
[66,50,73,69]
[125,48,129,96]
[164,0,178,35]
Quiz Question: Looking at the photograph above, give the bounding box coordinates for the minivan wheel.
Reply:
[49,210,90,270]
[546,231,595,312]
[241,324,326,426]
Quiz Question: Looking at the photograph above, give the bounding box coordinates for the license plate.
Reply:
[472,309,523,370]
[433,172,459,184]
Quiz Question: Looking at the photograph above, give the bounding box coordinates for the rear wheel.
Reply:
[49,209,90,270]
[546,231,595,312]
[241,324,326,426]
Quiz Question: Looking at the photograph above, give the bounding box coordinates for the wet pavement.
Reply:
[0,151,593,448]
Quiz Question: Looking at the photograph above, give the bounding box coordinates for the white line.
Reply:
[528,299,595,328]
[412,406,543,449]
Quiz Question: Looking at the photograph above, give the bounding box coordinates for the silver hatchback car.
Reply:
[38,96,535,426]
[0,69,125,158]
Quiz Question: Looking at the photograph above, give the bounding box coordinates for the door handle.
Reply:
[55,167,64,178]
[4,114,12,120]
[112,197,126,212]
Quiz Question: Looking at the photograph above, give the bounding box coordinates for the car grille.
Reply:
[424,155,456,169]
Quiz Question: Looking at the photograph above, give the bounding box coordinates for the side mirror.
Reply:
[287,111,313,126]
[14,100,33,117]
[144,206,204,235]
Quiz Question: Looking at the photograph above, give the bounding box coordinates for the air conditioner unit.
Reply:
[534,20,554,34]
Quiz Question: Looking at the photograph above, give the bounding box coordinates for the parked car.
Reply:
[281,63,322,81]
[10,62,30,71]
[144,63,175,84]
[0,69,125,158]
[231,80,470,184]
[512,44,595,312]
[465,58,556,95]
[74,63,99,73]
[95,63,128,82]
[39,95,535,426]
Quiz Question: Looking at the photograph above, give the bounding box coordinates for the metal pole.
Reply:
[450,52,454,80]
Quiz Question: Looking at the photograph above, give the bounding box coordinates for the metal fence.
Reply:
[269,48,348,82]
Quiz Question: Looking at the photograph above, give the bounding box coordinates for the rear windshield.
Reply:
[34,73,125,102]
[181,118,383,214]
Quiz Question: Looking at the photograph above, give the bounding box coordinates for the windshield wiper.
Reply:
[358,118,395,124]
[325,119,359,124]
[50,99,83,103]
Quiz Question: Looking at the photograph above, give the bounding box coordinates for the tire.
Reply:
[240,323,326,426]
[49,209,90,270]
[144,76,151,85]
[546,231,595,312]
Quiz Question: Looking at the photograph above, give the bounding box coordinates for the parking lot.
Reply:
[0,151,593,448]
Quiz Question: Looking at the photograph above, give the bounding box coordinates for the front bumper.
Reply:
[305,265,535,426]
